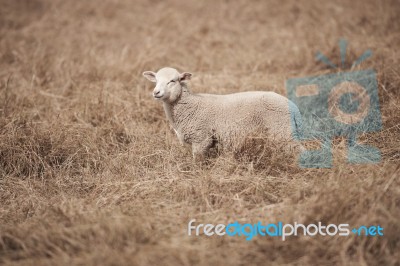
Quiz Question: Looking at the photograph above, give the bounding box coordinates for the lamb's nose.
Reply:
[154,90,160,95]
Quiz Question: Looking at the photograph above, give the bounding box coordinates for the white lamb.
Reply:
[143,67,303,160]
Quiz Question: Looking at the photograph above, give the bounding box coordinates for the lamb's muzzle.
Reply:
[143,67,303,160]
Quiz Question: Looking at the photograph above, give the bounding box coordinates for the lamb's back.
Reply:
[194,91,294,143]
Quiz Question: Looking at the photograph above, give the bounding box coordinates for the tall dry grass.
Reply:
[0,0,399,265]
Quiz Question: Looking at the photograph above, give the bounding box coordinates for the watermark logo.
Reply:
[286,39,382,168]
[188,219,384,241]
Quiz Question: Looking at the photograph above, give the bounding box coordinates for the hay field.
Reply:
[0,0,399,265]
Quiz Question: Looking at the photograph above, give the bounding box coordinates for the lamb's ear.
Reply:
[142,71,157,82]
[179,72,192,82]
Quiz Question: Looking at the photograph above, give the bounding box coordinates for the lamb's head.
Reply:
[142,67,192,103]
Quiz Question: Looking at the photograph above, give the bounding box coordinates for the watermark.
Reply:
[188,219,384,241]
[286,39,382,168]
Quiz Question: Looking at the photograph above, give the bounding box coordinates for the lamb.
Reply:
[142,67,303,160]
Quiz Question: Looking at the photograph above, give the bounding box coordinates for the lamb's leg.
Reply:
[192,138,213,161]
[284,141,305,153]
[173,128,185,146]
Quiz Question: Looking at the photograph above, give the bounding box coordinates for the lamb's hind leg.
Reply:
[271,133,304,155]
[192,137,213,161]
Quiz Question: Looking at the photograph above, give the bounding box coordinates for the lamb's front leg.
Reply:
[173,128,185,146]
[192,138,213,161]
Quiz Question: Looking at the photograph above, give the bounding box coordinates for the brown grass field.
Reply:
[0,0,399,265]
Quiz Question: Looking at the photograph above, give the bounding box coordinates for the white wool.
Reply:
[143,67,303,160]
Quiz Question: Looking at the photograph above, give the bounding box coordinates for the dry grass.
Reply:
[0,0,399,265]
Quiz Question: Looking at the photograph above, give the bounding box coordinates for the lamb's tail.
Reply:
[288,100,303,140]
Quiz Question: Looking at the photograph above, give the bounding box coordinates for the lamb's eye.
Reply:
[168,80,176,85]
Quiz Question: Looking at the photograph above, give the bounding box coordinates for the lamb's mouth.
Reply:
[153,95,163,99]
